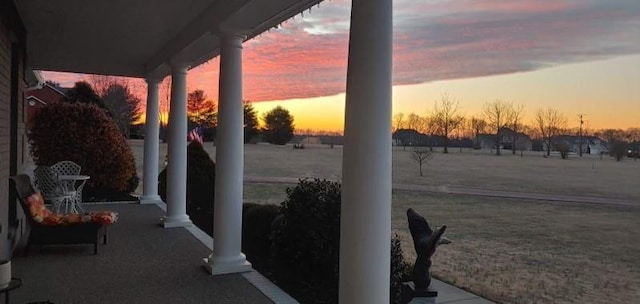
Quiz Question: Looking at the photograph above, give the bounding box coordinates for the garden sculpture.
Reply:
[407,208,447,297]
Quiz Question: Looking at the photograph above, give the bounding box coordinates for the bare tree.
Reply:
[509,104,525,154]
[432,94,464,153]
[597,129,625,157]
[88,74,129,97]
[405,113,423,146]
[393,112,405,133]
[393,112,406,149]
[627,128,640,142]
[406,113,422,132]
[522,124,540,140]
[535,108,567,156]
[102,83,142,138]
[456,118,467,152]
[483,100,512,156]
[423,114,439,151]
[627,127,640,161]
[411,146,434,176]
[469,116,488,148]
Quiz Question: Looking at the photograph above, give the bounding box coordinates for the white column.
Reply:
[162,63,192,228]
[205,32,251,275]
[339,0,392,303]
[140,77,162,204]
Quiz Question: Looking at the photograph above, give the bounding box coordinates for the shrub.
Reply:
[270,179,341,303]
[159,141,216,235]
[272,179,341,280]
[391,234,412,304]
[125,174,140,193]
[557,142,570,159]
[28,102,136,193]
[271,178,410,304]
[612,141,628,162]
[242,203,280,270]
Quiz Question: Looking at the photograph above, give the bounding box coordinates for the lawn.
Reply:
[128,140,640,303]
[130,140,640,201]
[391,191,640,304]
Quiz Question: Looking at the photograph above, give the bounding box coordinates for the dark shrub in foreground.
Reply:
[28,103,137,196]
[271,179,341,285]
[269,178,410,304]
[242,203,280,271]
[159,141,216,234]
[391,234,413,304]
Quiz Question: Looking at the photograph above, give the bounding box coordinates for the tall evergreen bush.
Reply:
[159,141,216,234]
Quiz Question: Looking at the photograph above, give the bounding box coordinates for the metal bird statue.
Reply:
[407,208,447,296]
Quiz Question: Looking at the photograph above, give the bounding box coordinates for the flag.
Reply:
[188,128,203,144]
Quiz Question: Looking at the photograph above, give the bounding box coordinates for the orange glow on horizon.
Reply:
[135,55,639,132]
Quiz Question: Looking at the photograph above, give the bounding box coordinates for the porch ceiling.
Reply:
[15,0,323,78]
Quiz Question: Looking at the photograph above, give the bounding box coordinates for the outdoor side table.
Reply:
[0,278,22,303]
[58,175,90,213]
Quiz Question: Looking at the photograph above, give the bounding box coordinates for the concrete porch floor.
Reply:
[10,204,273,304]
[10,203,493,304]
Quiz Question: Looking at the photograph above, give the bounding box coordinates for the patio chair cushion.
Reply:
[41,213,89,226]
[25,192,119,226]
[87,211,118,224]
[25,191,52,222]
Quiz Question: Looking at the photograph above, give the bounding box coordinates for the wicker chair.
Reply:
[10,175,117,256]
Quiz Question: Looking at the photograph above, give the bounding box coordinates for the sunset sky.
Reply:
[43,0,640,132]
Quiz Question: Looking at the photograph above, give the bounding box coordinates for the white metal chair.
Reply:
[51,160,82,177]
[34,166,76,213]
[51,161,87,213]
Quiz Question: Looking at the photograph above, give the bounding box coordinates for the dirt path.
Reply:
[244,176,638,207]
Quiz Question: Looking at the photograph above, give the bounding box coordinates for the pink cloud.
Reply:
[44,0,640,105]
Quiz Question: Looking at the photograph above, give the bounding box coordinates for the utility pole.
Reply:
[578,114,585,157]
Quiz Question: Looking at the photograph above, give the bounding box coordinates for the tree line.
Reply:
[48,77,142,139]
[179,88,295,145]
[48,77,296,145]
[393,95,640,157]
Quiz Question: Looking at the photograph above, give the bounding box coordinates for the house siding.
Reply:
[0,7,29,259]
[0,17,12,258]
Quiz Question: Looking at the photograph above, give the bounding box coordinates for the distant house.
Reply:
[25,82,65,126]
[477,128,532,151]
[585,137,608,155]
[552,135,607,155]
[393,129,445,147]
[530,139,543,151]
[499,127,533,151]
[476,134,497,150]
[393,129,421,146]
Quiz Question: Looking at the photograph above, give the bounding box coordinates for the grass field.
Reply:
[129,140,640,303]
[130,140,640,201]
